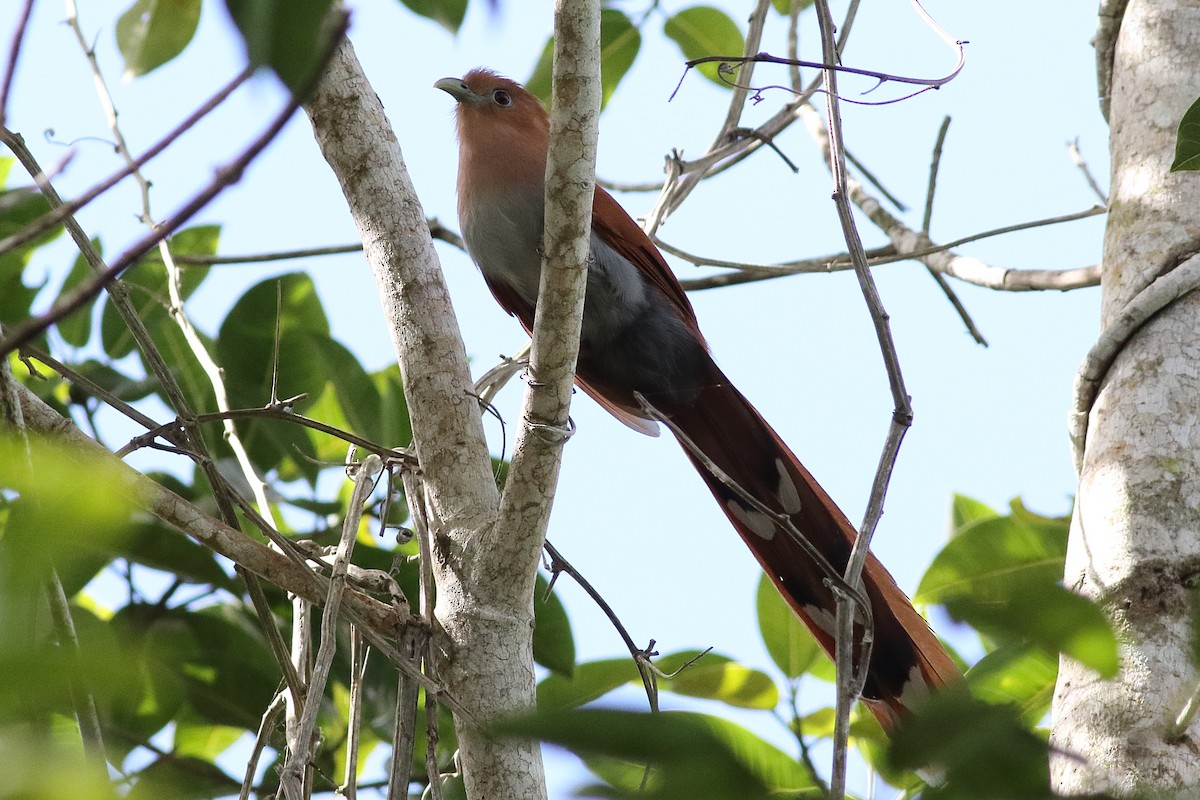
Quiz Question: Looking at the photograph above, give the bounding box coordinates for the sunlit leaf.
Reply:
[663,6,745,87]
[967,643,1057,725]
[665,660,778,709]
[116,0,202,78]
[915,511,1067,605]
[949,493,998,533]
[771,0,815,12]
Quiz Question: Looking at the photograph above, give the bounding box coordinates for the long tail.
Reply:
[655,361,959,732]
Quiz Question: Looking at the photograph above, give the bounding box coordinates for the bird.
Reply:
[435,68,959,732]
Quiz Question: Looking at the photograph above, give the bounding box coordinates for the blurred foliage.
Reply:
[0,1,1127,798]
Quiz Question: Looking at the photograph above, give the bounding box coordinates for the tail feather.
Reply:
[658,362,958,732]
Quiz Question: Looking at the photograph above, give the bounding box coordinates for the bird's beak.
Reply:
[434,77,474,104]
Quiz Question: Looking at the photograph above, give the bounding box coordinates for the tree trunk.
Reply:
[1051,0,1200,794]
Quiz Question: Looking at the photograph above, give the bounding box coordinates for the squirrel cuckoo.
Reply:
[436,68,958,731]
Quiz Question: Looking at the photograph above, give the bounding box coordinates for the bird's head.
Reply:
[435,68,551,200]
[435,68,549,140]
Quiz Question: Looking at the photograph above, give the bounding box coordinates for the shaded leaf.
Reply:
[396,0,467,34]
[1171,95,1200,171]
[534,572,576,677]
[890,689,1054,799]
[0,187,59,327]
[116,0,202,78]
[663,6,745,87]
[945,582,1118,678]
[224,0,339,92]
[756,573,821,679]
[127,755,240,800]
[58,240,102,347]
[526,9,642,110]
[537,650,724,711]
[497,708,816,799]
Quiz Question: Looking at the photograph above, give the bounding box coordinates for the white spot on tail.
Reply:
[775,459,803,515]
[899,664,931,711]
[726,500,776,540]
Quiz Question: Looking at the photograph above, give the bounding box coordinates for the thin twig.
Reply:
[542,540,661,710]
[341,629,369,799]
[0,67,253,259]
[283,455,383,796]
[811,0,912,793]
[1069,137,1109,204]
[0,0,35,128]
[671,205,1106,291]
[240,691,287,800]
[387,627,422,800]
[0,10,346,357]
[242,567,305,708]
[918,115,988,345]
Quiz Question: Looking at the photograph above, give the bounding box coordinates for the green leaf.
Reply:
[98,226,216,359]
[396,0,467,34]
[57,240,102,347]
[173,714,245,761]
[946,581,1118,678]
[756,573,822,678]
[533,573,576,677]
[915,512,1067,606]
[663,6,745,87]
[178,605,279,729]
[1171,95,1200,171]
[598,9,642,107]
[918,499,1115,675]
[0,187,59,327]
[538,657,639,711]
[771,0,815,11]
[66,359,157,405]
[117,517,237,589]
[537,650,728,711]
[116,0,202,78]
[0,435,134,595]
[217,273,346,480]
[949,493,998,533]
[127,755,240,800]
[890,689,1054,799]
[966,643,1058,725]
[526,9,642,111]
[497,709,816,799]
[223,0,339,92]
[665,659,779,709]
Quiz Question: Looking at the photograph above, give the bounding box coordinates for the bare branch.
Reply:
[0,0,34,128]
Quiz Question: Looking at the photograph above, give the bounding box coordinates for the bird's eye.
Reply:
[492,89,513,107]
